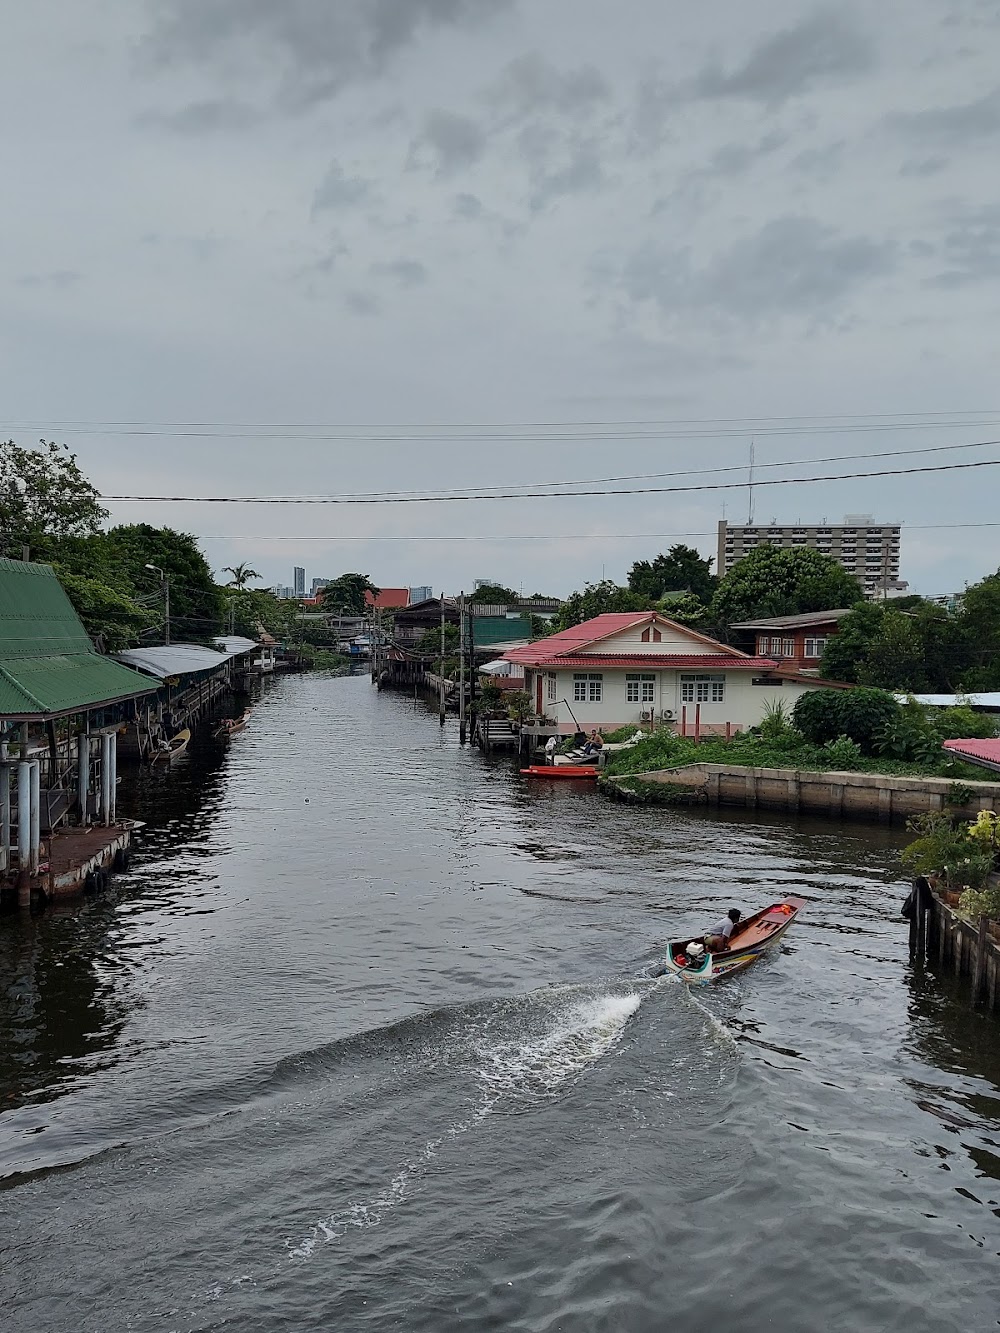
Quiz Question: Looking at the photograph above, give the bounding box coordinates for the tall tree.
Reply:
[711,547,863,625]
[320,573,380,615]
[552,580,649,630]
[470,582,519,606]
[957,571,1000,690]
[104,525,227,643]
[0,439,107,556]
[628,545,716,604]
[223,562,261,589]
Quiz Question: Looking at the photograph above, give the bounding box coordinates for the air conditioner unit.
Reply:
[640,710,654,722]
[661,709,675,721]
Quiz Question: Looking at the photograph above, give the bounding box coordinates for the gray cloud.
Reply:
[620,217,894,321]
[313,162,375,212]
[692,10,873,104]
[789,140,846,178]
[526,138,605,211]
[15,270,81,290]
[899,155,950,176]
[145,0,511,108]
[413,108,486,174]
[889,86,1000,143]
[371,258,428,286]
[700,131,788,177]
[136,99,261,133]
[488,53,610,120]
[344,289,381,315]
[927,204,1000,287]
[453,192,483,218]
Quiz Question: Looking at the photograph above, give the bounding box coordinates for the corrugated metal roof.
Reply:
[897,693,1000,709]
[0,558,157,718]
[729,609,854,630]
[113,644,231,679]
[213,636,259,655]
[473,616,533,647]
[512,653,781,670]
[943,738,1000,773]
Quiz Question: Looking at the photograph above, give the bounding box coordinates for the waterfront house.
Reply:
[503,611,841,735]
[0,558,157,900]
[727,609,854,672]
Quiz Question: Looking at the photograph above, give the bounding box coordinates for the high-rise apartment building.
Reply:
[717,515,901,599]
[293,566,306,598]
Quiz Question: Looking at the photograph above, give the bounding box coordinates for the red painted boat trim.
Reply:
[520,765,599,778]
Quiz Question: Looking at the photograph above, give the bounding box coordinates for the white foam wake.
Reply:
[288,988,643,1260]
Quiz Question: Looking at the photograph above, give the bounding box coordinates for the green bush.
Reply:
[821,734,863,769]
[900,813,977,886]
[793,688,900,753]
[960,878,1000,918]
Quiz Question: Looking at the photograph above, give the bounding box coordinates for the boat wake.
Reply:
[287,984,646,1260]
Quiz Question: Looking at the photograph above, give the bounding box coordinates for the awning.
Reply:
[114,644,232,679]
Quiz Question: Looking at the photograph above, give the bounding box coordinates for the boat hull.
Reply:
[520,765,598,779]
[661,896,806,984]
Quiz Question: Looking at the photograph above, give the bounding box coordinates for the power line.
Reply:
[99,451,1000,505]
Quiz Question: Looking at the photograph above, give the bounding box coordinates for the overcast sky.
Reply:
[4,0,1000,597]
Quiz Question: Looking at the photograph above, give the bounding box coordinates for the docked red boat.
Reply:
[520,765,599,779]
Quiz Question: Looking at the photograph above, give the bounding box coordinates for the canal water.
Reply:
[2,674,999,1331]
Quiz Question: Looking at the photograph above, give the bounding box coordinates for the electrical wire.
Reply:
[98,451,1000,504]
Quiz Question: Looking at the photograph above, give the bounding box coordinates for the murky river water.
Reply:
[2,673,999,1331]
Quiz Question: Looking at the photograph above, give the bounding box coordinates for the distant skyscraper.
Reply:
[311,577,333,596]
[293,566,306,598]
[409,585,433,604]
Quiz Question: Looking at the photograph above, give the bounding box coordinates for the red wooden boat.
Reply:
[662,896,807,983]
[520,765,599,779]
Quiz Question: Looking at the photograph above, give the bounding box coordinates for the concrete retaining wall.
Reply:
[618,763,1000,824]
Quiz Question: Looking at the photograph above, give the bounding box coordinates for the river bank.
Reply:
[2,673,1000,1332]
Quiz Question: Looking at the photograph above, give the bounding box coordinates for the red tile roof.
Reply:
[513,653,780,670]
[943,738,1000,771]
[365,588,410,610]
[503,611,751,667]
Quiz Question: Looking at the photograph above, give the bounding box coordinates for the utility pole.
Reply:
[746,439,756,525]
[145,564,170,644]
[459,592,467,744]
[439,602,446,726]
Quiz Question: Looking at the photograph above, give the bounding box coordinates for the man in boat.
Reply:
[704,908,742,953]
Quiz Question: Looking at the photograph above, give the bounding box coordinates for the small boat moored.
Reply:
[520,765,599,779]
[150,728,191,765]
[661,896,807,983]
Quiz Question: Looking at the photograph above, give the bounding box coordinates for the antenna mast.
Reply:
[746,439,756,524]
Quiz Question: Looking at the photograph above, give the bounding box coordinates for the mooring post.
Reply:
[0,742,9,874]
[458,592,467,745]
[972,914,989,1004]
[28,761,40,875]
[915,898,926,959]
[101,734,112,827]
[17,761,31,874]
[108,732,118,825]
[77,731,90,825]
[439,604,446,726]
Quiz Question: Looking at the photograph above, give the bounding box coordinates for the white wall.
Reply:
[537,668,824,733]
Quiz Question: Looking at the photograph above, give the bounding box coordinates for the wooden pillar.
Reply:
[972,915,989,1004]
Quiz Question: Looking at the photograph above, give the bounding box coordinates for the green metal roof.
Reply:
[472,616,533,648]
[0,558,156,719]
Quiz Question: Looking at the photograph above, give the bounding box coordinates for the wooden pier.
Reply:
[911,883,1000,1013]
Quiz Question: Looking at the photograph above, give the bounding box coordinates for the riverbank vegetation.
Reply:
[902,810,1000,918]
[603,691,992,782]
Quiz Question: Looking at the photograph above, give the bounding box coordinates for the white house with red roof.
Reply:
[503,612,841,735]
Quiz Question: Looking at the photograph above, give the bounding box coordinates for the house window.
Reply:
[680,674,725,704]
[782,638,794,656]
[573,672,603,702]
[804,638,828,658]
[547,673,557,702]
[626,673,656,704]
[757,636,768,654]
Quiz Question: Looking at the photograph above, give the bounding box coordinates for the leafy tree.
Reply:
[711,547,862,625]
[415,623,459,656]
[224,587,299,641]
[104,524,227,643]
[792,687,900,753]
[856,614,925,691]
[321,573,379,615]
[956,572,1000,690]
[51,568,155,652]
[223,562,261,589]
[628,545,716,604]
[821,600,965,692]
[471,582,519,606]
[0,439,107,556]
[553,580,650,630]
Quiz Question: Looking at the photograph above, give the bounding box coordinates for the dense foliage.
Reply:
[0,439,107,555]
[792,687,901,753]
[710,546,862,624]
[470,582,520,606]
[320,573,379,615]
[627,545,716,605]
[552,579,651,630]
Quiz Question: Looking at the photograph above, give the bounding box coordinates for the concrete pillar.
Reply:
[101,734,112,827]
[29,761,40,874]
[77,733,90,825]
[17,761,31,871]
[108,733,117,825]
[0,743,9,873]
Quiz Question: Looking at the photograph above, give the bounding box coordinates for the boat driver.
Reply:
[704,908,741,953]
